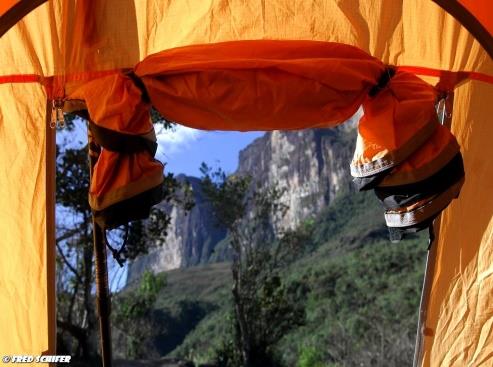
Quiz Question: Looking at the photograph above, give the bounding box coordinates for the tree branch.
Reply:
[56,242,83,284]
[57,319,86,341]
[56,228,80,243]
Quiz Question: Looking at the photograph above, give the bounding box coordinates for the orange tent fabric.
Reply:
[0,1,492,366]
[71,40,453,234]
[458,0,493,35]
[432,0,493,58]
[419,79,493,367]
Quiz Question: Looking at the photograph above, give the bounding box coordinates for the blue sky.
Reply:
[60,119,264,177]
[155,125,264,177]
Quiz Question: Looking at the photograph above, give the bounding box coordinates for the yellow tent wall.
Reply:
[0,1,491,365]
[419,79,493,366]
[0,83,56,355]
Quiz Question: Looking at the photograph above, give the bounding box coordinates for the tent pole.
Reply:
[92,220,113,367]
[413,227,439,367]
[88,129,113,367]
[413,85,456,367]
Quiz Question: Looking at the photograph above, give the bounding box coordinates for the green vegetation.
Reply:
[120,189,427,366]
[200,165,305,367]
[113,271,167,358]
[297,346,325,367]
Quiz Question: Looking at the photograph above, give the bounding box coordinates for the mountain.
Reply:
[236,126,356,230]
[127,176,227,282]
[127,122,358,283]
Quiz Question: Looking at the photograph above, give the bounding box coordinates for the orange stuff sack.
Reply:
[89,150,164,229]
[379,123,460,187]
[372,124,465,242]
[69,72,164,228]
[71,73,157,154]
[351,69,439,184]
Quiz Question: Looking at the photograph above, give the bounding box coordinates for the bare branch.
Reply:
[56,242,83,284]
[56,228,80,243]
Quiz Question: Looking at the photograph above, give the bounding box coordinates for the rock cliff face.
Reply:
[126,176,227,283]
[236,126,356,230]
[127,122,357,283]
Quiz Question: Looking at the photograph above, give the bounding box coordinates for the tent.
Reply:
[0,1,491,366]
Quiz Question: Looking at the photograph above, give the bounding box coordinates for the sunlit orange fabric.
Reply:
[351,70,439,177]
[0,1,492,365]
[0,83,55,357]
[135,40,384,131]
[379,125,460,187]
[89,151,163,211]
[70,73,153,136]
[459,0,493,36]
[69,73,162,213]
[419,80,493,367]
[0,0,19,16]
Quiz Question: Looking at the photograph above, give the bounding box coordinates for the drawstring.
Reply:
[103,225,129,267]
[368,67,396,97]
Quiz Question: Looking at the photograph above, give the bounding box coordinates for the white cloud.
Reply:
[156,125,203,160]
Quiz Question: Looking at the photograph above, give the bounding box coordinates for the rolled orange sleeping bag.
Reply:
[135,40,385,131]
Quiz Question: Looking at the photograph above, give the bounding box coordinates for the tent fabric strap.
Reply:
[0,67,491,90]
[125,70,151,103]
[88,121,157,155]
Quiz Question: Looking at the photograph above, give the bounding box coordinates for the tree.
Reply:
[200,164,305,367]
[112,271,167,358]
[55,112,192,360]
